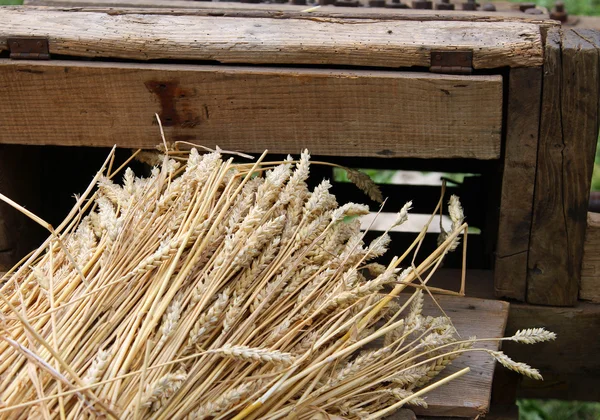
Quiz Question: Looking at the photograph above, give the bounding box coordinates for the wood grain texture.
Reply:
[505,301,600,401]
[527,29,599,306]
[400,295,509,418]
[0,7,543,69]
[22,0,551,22]
[494,67,542,301]
[0,60,503,159]
[580,212,600,302]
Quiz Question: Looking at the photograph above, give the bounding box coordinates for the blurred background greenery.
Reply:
[518,399,600,420]
[509,0,599,15]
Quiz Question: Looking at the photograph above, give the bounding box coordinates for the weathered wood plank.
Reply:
[504,301,600,401]
[0,8,544,69]
[413,269,600,402]
[0,60,503,159]
[401,295,509,418]
[580,212,600,302]
[527,29,599,306]
[22,0,551,22]
[494,67,541,301]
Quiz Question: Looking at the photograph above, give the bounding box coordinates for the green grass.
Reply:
[592,137,600,192]
[505,0,600,15]
[0,0,23,4]
[518,399,600,420]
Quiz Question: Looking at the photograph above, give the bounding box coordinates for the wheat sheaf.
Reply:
[0,136,554,419]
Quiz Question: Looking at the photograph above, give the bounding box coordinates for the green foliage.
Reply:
[505,0,600,16]
[0,0,23,4]
[333,167,397,184]
[593,136,600,192]
[518,399,600,420]
[592,163,600,192]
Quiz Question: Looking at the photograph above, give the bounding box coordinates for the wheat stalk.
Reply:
[0,144,553,420]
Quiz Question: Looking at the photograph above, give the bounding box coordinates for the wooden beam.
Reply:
[21,1,553,23]
[494,67,542,301]
[580,212,600,302]
[504,301,600,401]
[527,29,600,306]
[0,8,544,69]
[0,60,503,159]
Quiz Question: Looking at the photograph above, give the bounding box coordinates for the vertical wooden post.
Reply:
[494,67,542,301]
[527,28,600,306]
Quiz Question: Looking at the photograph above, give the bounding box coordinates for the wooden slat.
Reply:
[580,212,600,302]
[0,60,503,159]
[400,295,510,418]
[494,68,541,301]
[22,1,553,23]
[527,29,599,306]
[504,300,600,401]
[0,8,544,69]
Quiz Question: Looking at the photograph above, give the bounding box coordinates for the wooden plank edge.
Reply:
[580,211,600,302]
[20,2,557,25]
[527,28,599,306]
[0,7,545,69]
[407,295,510,418]
[0,60,503,160]
[494,67,542,301]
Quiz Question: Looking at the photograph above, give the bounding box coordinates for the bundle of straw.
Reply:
[0,143,554,420]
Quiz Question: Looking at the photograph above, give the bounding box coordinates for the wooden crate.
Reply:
[0,2,599,417]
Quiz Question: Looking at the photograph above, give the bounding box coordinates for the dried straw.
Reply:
[0,143,555,419]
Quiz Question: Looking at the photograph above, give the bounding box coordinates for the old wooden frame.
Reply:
[0,7,598,305]
[493,67,542,301]
[526,28,600,306]
[23,0,551,21]
[0,9,544,69]
[1,6,600,408]
[0,61,503,159]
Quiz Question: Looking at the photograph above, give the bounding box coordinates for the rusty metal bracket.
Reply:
[8,37,50,60]
[430,51,473,75]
